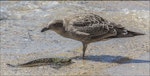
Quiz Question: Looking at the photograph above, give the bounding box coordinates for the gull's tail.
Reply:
[111,25,145,38]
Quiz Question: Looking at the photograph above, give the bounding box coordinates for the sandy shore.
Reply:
[0,1,149,76]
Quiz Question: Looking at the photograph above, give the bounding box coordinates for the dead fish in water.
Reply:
[7,57,74,69]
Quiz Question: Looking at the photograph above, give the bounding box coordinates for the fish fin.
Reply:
[50,64,62,69]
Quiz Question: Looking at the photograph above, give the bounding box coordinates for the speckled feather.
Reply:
[63,13,113,36]
[62,13,121,43]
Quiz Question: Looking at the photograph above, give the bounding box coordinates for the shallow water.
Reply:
[0,1,149,76]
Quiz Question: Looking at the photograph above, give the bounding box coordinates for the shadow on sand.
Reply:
[72,55,150,64]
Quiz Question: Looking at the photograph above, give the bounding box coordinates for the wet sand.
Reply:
[0,1,149,76]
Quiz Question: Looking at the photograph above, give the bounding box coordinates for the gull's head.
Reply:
[41,20,63,32]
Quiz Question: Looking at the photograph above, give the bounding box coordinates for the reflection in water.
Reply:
[72,55,150,64]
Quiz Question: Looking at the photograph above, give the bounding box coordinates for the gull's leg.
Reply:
[82,42,88,59]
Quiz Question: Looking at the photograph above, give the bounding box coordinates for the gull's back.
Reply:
[63,13,117,43]
[62,13,144,43]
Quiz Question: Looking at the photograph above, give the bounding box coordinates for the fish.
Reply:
[7,57,74,69]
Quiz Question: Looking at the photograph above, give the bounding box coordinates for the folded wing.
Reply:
[68,13,111,36]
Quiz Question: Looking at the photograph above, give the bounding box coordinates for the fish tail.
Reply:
[6,63,18,67]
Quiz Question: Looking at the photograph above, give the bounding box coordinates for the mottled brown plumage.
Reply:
[41,13,144,59]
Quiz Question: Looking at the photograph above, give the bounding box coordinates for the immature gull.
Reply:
[41,13,144,59]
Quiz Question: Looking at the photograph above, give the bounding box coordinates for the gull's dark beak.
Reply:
[41,27,49,32]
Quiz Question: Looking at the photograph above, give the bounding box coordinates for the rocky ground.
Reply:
[0,1,149,76]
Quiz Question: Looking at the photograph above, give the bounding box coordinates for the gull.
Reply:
[41,13,144,59]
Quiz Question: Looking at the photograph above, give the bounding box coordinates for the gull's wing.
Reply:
[65,13,112,36]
